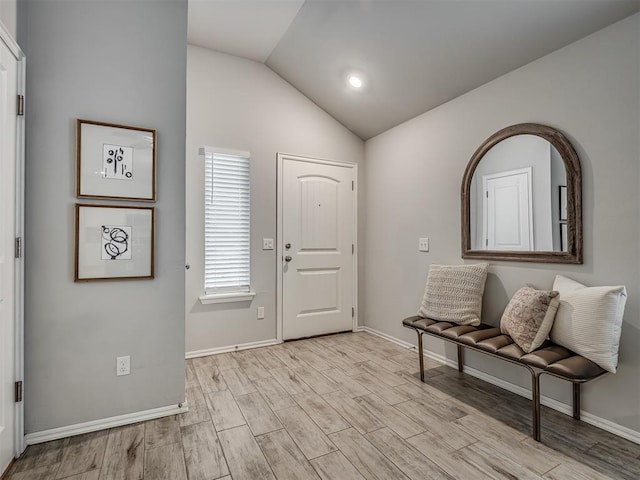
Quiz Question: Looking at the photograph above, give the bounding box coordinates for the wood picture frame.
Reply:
[559,185,568,221]
[76,119,156,201]
[560,222,568,252]
[75,204,155,281]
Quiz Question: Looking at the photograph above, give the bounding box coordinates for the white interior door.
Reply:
[0,31,19,474]
[280,155,355,340]
[483,168,533,251]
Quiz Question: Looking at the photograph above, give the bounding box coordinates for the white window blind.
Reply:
[204,150,250,294]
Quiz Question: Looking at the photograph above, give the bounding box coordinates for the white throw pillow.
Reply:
[418,263,489,326]
[550,275,627,373]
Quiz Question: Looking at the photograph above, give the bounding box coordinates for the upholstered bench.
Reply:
[402,315,607,441]
[409,262,627,441]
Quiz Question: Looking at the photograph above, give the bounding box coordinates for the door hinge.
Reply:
[486,191,488,198]
[17,95,24,116]
[485,238,488,247]
[352,244,354,254]
[15,381,23,402]
[351,181,354,191]
[352,307,355,318]
[15,237,22,258]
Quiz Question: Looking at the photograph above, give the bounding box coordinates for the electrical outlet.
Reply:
[262,238,274,250]
[418,237,429,252]
[257,306,265,319]
[116,356,130,376]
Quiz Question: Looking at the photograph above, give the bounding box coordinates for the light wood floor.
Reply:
[7,332,640,479]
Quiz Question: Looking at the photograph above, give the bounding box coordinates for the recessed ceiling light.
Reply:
[348,75,363,89]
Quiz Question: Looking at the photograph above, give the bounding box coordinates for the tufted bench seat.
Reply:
[402,315,607,441]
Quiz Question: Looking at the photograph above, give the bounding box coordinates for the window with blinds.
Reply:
[204,150,250,294]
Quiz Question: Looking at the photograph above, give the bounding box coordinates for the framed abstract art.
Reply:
[76,119,156,201]
[75,204,155,281]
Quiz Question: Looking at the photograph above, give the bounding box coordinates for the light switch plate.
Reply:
[262,238,274,250]
[418,237,429,252]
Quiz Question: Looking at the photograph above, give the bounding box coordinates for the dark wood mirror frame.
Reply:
[462,123,582,264]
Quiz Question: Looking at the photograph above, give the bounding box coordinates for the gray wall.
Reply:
[186,46,364,354]
[0,0,17,38]
[21,0,187,433]
[364,14,640,432]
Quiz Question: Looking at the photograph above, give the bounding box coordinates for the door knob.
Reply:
[285,256,292,262]
[285,243,291,250]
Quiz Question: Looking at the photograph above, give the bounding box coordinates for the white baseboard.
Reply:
[186,338,281,359]
[357,326,640,445]
[25,402,189,446]
[356,326,416,350]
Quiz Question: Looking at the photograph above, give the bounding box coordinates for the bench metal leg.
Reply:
[417,332,425,382]
[533,372,541,441]
[573,383,581,420]
[403,322,604,443]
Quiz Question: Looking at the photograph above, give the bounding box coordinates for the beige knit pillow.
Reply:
[417,263,489,325]
[500,286,559,353]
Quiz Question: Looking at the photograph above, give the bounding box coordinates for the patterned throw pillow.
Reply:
[417,263,489,326]
[550,275,627,373]
[500,286,560,353]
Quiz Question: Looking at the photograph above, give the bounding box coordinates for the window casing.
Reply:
[203,149,250,297]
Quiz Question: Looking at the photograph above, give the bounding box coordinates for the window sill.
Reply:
[199,291,256,305]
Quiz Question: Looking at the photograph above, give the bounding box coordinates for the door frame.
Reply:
[0,20,26,458]
[276,153,358,342]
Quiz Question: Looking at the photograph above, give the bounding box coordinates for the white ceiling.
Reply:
[188,0,640,140]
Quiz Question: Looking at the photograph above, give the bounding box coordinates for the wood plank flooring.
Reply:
[8,332,640,479]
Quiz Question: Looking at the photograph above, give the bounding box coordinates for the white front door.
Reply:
[483,168,533,251]
[279,155,355,340]
[0,31,19,475]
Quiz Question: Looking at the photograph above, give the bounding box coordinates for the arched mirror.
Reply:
[462,123,582,264]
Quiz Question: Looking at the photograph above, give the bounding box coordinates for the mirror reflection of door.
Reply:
[482,168,533,251]
[470,134,563,251]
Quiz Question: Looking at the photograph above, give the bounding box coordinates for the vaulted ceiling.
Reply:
[188,0,640,140]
